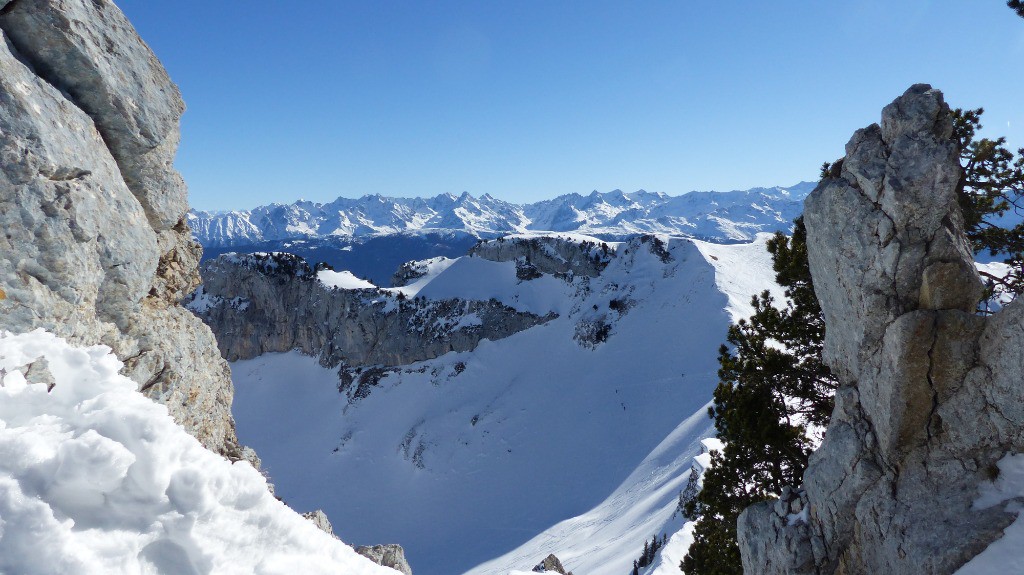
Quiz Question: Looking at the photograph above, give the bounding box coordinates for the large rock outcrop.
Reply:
[189,252,555,369]
[0,0,241,457]
[467,235,612,279]
[355,544,414,575]
[737,85,1024,573]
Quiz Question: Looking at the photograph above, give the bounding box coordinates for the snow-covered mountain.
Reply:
[189,183,816,248]
[191,233,784,575]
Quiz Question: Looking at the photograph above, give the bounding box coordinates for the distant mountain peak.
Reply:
[189,183,814,248]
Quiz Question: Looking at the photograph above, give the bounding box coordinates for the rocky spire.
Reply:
[737,85,1024,573]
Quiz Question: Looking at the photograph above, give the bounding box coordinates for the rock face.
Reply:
[0,0,240,457]
[532,553,571,574]
[737,84,1024,573]
[355,544,413,575]
[189,252,555,372]
[302,509,336,537]
[467,235,612,278]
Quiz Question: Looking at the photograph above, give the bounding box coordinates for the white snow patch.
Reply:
[318,269,377,290]
[385,257,459,297]
[957,453,1024,574]
[0,330,393,575]
[693,234,785,323]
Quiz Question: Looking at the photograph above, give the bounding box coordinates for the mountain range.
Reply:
[188,182,817,248]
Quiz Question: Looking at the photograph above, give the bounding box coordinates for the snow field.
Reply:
[0,330,394,575]
[232,235,780,574]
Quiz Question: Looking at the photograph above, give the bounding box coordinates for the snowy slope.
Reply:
[229,234,781,575]
[0,330,395,575]
[189,183,814,248]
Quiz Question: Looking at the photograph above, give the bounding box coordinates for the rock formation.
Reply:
[0,0,241,457]
[190,252,555,369]
[532,553,572,574]
[467,235,612,278]
[355,544,414,575]
[737,85,1024,573]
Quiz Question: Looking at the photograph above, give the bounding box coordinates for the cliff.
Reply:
[189,251,555,384]
[737,85,1024,573]
[0,0,240,457]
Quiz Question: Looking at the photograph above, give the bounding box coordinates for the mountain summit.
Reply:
[189,183,816,247]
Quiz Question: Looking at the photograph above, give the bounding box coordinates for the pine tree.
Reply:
[681,219,835,575]
[953,108,1024,302]
[681,107,1023,574]
[1010,0,1024,18]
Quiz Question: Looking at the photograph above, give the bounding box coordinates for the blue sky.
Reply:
[116,1,1024,211]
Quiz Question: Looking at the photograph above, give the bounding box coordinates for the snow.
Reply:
[185,285,218,313]
[385,257,459,297]
[412,256,572,315]
[190,183,812,248]
[692,233,785,323]
[956,454,1024,574]
[0,330,394,575]
[648,522,695,575]
[317,268,377,290]
[230,235,779,575]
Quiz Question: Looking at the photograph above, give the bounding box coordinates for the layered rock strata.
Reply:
[737,85,1024,573]
[0,0,240,456]
[190,252,555,368]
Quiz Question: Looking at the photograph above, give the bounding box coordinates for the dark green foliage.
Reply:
[632,534,667,574]
[681,219,836,575]
[1010,0,1024,18]
[953,108,1024,301]
[681,107,1024,574]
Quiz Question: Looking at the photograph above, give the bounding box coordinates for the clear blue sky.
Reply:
[116,1,1024,211]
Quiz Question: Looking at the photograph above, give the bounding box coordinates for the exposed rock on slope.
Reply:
[737,85,1024,573]
[0,0,240,456]
[467,235,612,278]
[190,252,555,374]
[355,544,414,575]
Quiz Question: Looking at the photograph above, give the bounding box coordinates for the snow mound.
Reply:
[318,269,377,290]
[0,330,392,575]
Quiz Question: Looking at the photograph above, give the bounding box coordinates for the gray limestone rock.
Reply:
[0,0,240,457]
[468,235,612,278]
[532,553,571,574]
[302,509,336,538]
[737,84,1024,574]
[0,0,188,231]
[355,544,413,575]
[189,252,555,375]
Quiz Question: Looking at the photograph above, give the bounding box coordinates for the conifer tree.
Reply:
[681,107,1023,574]
[1010,0,1024,18]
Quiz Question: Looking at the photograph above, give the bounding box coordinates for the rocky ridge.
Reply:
[737,85,1024,573]
[188,251,556,399]
[188,183,815,248]
[467,235,613,279]
[0,0,240,457]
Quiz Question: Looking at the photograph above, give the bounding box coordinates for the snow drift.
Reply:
[0,330,393,575]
